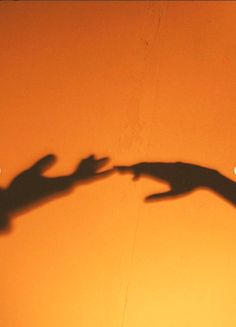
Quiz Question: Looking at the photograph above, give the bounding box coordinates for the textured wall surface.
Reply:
[0,1,236,326]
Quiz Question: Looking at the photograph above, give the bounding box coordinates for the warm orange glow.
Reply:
[1,1,236,326]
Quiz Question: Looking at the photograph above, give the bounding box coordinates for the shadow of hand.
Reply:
[0,153,113,232]
[115,161,236,205]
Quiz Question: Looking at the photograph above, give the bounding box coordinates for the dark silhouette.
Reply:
[0,154,113,232]
[115,161,236,206]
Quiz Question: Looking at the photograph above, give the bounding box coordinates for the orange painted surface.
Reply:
[0,1,236,326]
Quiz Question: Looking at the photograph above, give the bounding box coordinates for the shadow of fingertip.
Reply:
[144,196,157,202]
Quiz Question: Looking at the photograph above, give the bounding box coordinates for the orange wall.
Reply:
[0,1,236,326]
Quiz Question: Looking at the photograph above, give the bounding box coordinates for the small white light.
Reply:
[234,167,236,175]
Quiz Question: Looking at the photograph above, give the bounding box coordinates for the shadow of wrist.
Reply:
[206,170,236,205]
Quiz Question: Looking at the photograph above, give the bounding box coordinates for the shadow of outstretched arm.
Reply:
[115,161,236,206]
[0,154,113,232]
